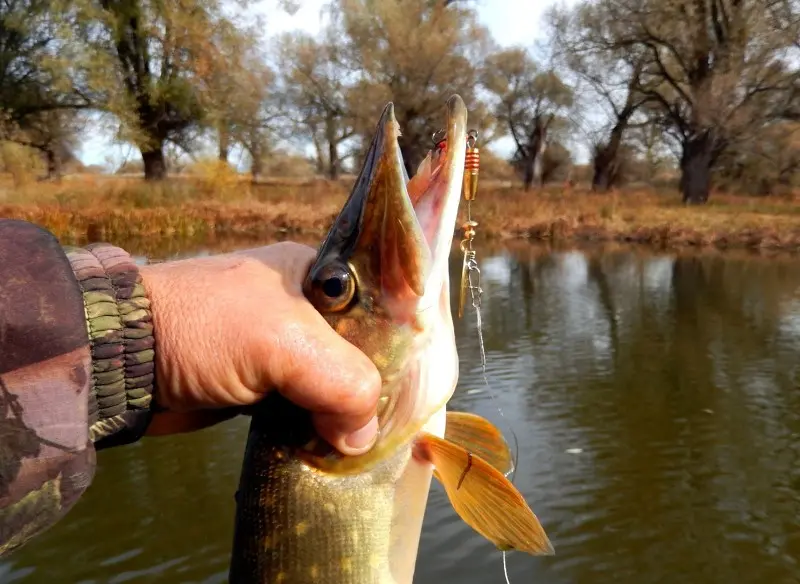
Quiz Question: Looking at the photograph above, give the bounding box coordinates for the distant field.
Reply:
[1,172,799,253]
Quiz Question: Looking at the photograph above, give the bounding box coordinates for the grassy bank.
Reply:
[2,173,800,253]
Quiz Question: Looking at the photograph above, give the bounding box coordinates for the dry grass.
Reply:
[473,184,800,251]
[0,173,349,243]
[2,173,800,253]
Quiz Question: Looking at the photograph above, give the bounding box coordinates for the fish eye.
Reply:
[308,262,356,313]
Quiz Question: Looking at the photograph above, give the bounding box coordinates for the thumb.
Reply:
[271,312,382,457]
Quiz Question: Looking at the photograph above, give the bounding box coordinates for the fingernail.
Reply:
[345,416,379,452]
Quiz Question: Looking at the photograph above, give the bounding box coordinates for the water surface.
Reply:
[3,240,800,584]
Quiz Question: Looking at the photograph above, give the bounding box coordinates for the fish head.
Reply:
[302,95,467,473]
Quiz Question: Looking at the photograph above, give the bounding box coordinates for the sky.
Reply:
[78,0,569,168]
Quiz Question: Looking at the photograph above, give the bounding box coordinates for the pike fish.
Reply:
[229,95,553,584]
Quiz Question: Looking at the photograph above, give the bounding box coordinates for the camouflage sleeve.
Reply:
[0,219,156,558]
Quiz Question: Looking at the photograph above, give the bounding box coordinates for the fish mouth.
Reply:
[306,95,467,316]
[301,96,467,473]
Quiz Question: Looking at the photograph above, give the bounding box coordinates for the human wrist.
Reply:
[65,243,157,449]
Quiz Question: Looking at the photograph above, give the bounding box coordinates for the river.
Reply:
[2,239,800,584]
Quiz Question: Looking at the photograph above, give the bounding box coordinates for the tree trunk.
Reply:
[141,146,167,180]
[250,151,263,183]
[311,128,326,175]
[519,115,548,190]
[532,132,546,187]
[324,115,340,180]
[218,129,230,163]
[522,155,534,191]
[45,147,62,181]
[592,152,616,192]
[680,132,714,204]
[327,139,339,180]
[592,121,626,191]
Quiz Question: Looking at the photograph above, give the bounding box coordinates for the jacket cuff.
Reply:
[64,244,156,450]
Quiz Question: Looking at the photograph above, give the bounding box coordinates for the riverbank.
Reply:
[2,174,799,252]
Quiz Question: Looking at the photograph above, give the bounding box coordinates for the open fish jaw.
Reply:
[300,96,468,475]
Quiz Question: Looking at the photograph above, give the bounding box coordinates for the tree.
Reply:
[0,1,93,148]
[332,0,492,176]
[194,16,280,170]
[235,65,285,182]
[715,120,800,195]
[276,29,356,179]
[547,4,649,191]
[540,139,573,184]
[624,121,677,183]
[77,0,258,180]
[584,0,799,203]
[200,21,252,163]
[16,110,86,179]
[483,47,573,190]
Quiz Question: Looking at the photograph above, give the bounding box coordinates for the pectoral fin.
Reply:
[415,433,554,556]
[445,411,514,476]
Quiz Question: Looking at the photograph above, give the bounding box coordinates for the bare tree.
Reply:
[715,120,800,194]
[548,4,649,191]
[203,36,284,180]
[483,47,573,190]
[589,0,799,203]
[276,29,356,179]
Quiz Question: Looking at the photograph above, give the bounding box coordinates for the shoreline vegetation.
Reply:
[2,173,800,255]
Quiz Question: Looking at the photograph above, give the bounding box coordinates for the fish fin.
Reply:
[445,411,514,476]
[416,432,554,556]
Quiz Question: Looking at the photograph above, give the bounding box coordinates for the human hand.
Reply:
[138,242,381,456]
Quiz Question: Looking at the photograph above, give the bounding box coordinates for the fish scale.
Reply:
[231,393,408,584]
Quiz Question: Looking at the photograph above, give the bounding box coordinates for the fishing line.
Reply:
[450,128,521,583]
[463,201,519,485]
[463,249,516,584]
[457,134,520,584]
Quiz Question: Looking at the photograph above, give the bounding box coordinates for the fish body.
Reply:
[229,96,552,584]
[229,394,425,584]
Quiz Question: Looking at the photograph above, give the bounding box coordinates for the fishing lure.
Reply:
[458,130,481,319]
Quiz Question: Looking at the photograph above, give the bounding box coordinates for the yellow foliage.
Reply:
[0,142,45,188]
[184,158,247,201]
[258,151,316,178]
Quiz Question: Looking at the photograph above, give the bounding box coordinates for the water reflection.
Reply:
[3,242,800,584]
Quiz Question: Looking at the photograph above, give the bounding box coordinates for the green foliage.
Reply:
[0,0,90,124]
[64,0,264,178]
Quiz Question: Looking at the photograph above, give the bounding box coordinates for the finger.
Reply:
[271,315,382,457]
[313,410,379,456]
